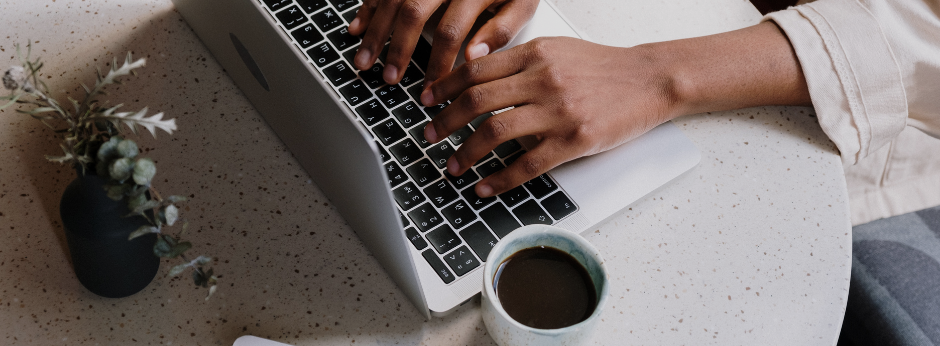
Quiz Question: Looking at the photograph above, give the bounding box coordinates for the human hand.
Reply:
[346,0,539,86]
[419,37,683,198]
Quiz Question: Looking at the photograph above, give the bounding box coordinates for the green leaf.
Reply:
[164,204,179,226]
[109,157,134,182]
[193,269,208,287]
[116,139,138,158]
[132,158,156,186]
[168,263,190,277]
[165,241,192,258]
[106,183,127,200]
[127,193,147,212]
[96,136,120,162]
[153,235,173,257]
[128,225,158,240]
[128,199,160,216]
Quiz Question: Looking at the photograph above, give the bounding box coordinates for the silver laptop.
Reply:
[172,0,700,318]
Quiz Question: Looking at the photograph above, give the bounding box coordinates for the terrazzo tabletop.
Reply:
[0,0,851,345]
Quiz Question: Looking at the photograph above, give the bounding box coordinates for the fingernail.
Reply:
[420,88,434,107]
[447,157,459,176]
[477,184,493,198]
[383,64,398,84]
[355,48,372,69]
[349,18,360,31]
[467,43,489,61]
[424,123,438,142]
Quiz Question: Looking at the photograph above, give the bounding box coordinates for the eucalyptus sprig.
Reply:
[2,43,218,300]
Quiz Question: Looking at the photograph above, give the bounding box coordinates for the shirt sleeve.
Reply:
[763,0,940,165]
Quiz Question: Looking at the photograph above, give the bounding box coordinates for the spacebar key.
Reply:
[422,249,455,284]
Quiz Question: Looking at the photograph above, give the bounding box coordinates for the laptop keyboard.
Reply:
[261,0,579,284]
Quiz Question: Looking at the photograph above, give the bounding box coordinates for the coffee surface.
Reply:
[493,246,597,329]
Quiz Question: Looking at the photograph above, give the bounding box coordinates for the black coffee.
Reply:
[493,246,597,329]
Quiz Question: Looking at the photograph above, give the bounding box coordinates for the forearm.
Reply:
[650,21,811,118]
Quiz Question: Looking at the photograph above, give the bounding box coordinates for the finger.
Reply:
[384,0,444,84]
[424,73,531,143]
[445,106,547,176]
[354,0,402,70]
[420,45,528,107]
[465,0,538,61]
[476,137,575,197]
[423,0,493,84]
[347,0,378,36]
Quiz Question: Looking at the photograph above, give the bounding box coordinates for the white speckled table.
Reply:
[0,0,851,345]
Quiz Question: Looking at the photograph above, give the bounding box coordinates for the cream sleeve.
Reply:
[764,0,940,165]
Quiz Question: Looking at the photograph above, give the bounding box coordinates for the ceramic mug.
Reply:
[481,224,609,346]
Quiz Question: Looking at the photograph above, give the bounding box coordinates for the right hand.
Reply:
[346,0,539,87]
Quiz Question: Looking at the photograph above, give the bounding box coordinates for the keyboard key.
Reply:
[384,161,407,188]
[296,0,328,14]
[409,122,432,148]
[422,249,454,283]
[408,203,443,232]
[341,4,360,23]
[541,191,577,220]
[358,64,385,89]
[443,246,479,276]
[448,126,473,146]
[406,159,442,187]
[327,27,360,52]
[400,62,424,87]
[523,174,558,199]
[338,79,371,106]
[393,182,425,211]
[426,225,462,254]
[323,61,356,86]
[377,84,410,109]
[469,112,494,129]
[499,185,530,208]
[512,200,552,225]
[291,24,324,48]
[400,210,410,227]
[426,141,455,168]
[263,0,292,12]
[413,36,433,70]
[407,84,424,104]
[356,99,389,125]
[389,138,422,166]
[342,44,360,64]
[480,203,522,238]
[445,169,479,190]
[311,8,343,32]
[493,139,522,158]
[424,102,448,118]
[405,227,427,250]
[441,200,477,229]
[504,150,525,166]
[460,222,498,261]
[328,0,359,13]
[376,143,390,162]
[275,6,308,30]
[392,102,427,129]
[424,179,459,208]
[476,158,505,178]
[371,118,406,145]
[307,42,340,67]
[462,184,496,210]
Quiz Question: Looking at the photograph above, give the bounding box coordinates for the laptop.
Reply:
[171,0,700,318]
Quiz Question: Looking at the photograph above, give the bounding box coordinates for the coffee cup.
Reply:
[481,224,609,346]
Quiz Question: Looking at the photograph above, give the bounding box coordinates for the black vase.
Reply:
[60,170,160,298]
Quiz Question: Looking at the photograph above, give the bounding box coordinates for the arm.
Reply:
[421,21,810,197]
